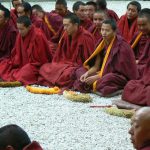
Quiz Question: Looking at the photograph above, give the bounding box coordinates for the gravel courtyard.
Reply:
[0,87,134,150]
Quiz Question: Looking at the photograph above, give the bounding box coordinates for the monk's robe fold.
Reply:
[0,25,52,85]
[80,19,93,30]
[73,35,138,96]
[23,141,43,150]
[0,20,17,61]
[122,44,150,106]
[106,9,119,22]
[88,25,102,43]
[117,14,138,43]
[38,27,95,88]
[10,9,18,29]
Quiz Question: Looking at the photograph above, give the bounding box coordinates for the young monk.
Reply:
[88,10,108,43]
[0,5,17,61]
[73,19,138,97]
[38,13,95,89]
[129,107,150,150]
[96,0,119,22]
[0,16,52,85]
[117,1,141,43]
[73,1,93,30]
[0,124,43,150]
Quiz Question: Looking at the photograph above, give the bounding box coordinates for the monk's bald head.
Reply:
[129,107,150,149]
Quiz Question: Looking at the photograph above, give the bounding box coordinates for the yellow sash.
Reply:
[131,32,142,49]
[92,36,116,92]
[44,15,56,35]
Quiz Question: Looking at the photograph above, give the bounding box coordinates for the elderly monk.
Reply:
[73,1,93,30]
[0,16,52,85]
[0,5,17,61]
[129,107,150,150]
[32,4,63,41]
[96,0,119,22]
[73,19,138,97]
[38,13,95,89]
[88,10,108,43]
[117,1,141,43]
[0,124,43,150]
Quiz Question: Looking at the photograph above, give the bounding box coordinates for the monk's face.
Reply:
[32,9,44,19]
[137,16,150,35]
[0,10,7,27]
[93,12,107,28]
[17,6,25,17]
[74,5,86,21]
[12,0,22,10]
[85,5,96,19]
[63,18,78,36]
[17,23,30,37]
[129,111,150,149]
[55,4,67,17]
[127,4,138,20]
[101,23,115,42]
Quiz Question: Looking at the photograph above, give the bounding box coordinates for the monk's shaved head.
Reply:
[138,8,150,21]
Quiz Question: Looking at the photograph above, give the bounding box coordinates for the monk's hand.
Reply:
[80,72,89,82]
[85,75,99,85]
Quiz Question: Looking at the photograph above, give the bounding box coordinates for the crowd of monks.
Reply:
[0,0,150,121]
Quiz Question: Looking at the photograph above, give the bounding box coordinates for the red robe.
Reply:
[0,25,52,85]
[88,25,102,43]
[38,27,95,88]
[80,19,93,30]
[117,14,138,43]
[106,9,119,22]
[0,20,17,61]
[73,35,138,96]
[10,9,18,29]
[23,141,43,150]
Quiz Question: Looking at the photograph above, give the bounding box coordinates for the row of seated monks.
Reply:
[0,0,150,109]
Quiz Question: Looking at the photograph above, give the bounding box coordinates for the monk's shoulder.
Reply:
[81,29,95,40]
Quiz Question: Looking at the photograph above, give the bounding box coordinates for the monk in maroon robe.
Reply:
[38,13,95,89]
[0,124,43,150]
[113,9,150,108]
[73,19,138,97]
[117,1,141,43]
[0,16,52,85]
[0,5,17,61]
[73,1,93,30]
[129,107,150,150]
[88,10,108,43]
[96,0,119,22]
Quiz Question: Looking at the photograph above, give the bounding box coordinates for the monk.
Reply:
[73,1,93,30]
[0,16,52,85]
[117,1,141,43]
[32,4,63,41]
[0,5,17,61]
[129,107,150,150]
[0,124,43,150]
[88,10,108,43]
[38,13,95,89]
[73,19,138,97]
[96,0,119,22]
[85,1,97,20]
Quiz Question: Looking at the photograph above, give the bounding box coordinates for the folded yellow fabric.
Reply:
[63,90,92,103]
[104,107,135,118]
[26,86,60,94]
[0,81,22,87]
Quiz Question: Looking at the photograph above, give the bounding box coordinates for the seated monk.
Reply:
[73,19,138,97]
[31,4,63,41]
[0,124,43,150]
[38,13,95,89]
[117,1,141,43]
[0,16,52,85]
[73,1,93,30]
[88,10,108,43]
[0,5,17,61]
[129,107,150,150]
[96,0,119,22]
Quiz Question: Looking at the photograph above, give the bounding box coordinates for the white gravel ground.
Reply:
[0,86,134,150]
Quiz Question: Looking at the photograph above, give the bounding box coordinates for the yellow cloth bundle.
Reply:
[0,81,22,87]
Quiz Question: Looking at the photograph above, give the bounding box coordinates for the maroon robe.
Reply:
[0,25,52,85]
[10,9,18,29]
[0,20,17,61]
[38,27,95,88]
[117,14,138,43]
[73,35,138,96]
[105,9,119,22]
[23,141,43,150]
[80,19,93,30]
[88,25,102,43]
